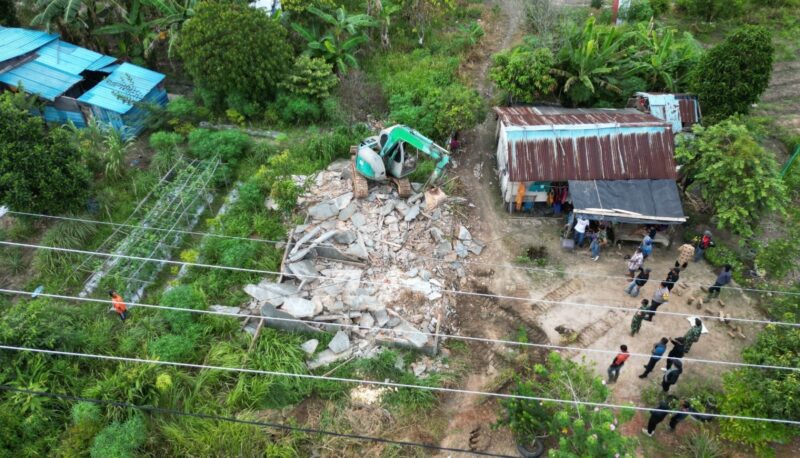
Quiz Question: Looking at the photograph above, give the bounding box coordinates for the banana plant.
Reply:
[291,6,375,75]
[31,0,114,48]
[95,0,160,60]
[552,17,627,106]
[626,22,701,92]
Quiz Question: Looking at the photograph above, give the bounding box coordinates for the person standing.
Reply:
[109,290,128,322]
[639,338,669,378]
[664,267,681,292]
[589,230,601,261]
[607,345,630,383]
[630,299,650,336]
[669,400,695,432]
[626,248,644,280]
[644,282,670,322]
[641,230,655,259]
[624,267,650,297]
[676,243,695,269]
[664,337,686,371]
[694,230,714,262]
[574,215,590,248]
[642,397,675,437]
[683,319,703,354]
[662,360,683,392]
[707,264,733,300]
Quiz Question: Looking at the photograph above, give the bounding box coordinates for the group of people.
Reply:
[571,215,609,262]
[584,225,733,437]
[642,396,713,436]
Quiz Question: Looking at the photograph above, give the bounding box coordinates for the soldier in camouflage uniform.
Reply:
[630,299,650,336]
[683,319,703,353]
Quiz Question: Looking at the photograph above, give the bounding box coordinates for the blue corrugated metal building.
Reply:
[0,26,167,139]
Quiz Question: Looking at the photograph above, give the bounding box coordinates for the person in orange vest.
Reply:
[606,344,630,383]
[109,290,128,321]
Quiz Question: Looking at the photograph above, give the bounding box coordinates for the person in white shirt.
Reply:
[573,216,590,248]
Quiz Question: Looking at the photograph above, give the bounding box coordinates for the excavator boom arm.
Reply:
[380,125,451,184]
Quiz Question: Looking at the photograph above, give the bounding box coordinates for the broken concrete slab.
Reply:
[434,241,452,258]
[404,204,420,222]
[333,230,357,245]
[359,313,375,329]
[307,348,353,370]
[210,305,241,315]
[430,227,445,243]
[287,260,317,279]
[458,225,472,241]
[261,303,319,333]
[280,297,318,318]
[465,239,485,255]
[379,201,396,216]
[308,200,339,220]
[245,282,299,306]
[346,243,369,259]
[394,320,429,348]
[455,241,469,259]
[334,192,353,210]
[328,331,351,354]
[313,246,362,263]
[373,309,389,327]
[338,202,358,221]
[301,339,319,356]
[288,230,338,263]
[350,212,367,228]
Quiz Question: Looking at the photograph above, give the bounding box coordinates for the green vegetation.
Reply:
[490,46,557,104]
[0,93,90,214]
[178,1,292,114]
[676,119,788,238]
[690,26,775,123]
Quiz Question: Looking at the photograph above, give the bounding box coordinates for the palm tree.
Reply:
[551,17,627,106]
[292,6,375,75]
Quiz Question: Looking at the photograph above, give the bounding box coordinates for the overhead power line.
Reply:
[0,385,512,458]
[2,287,797,373]
[2,241,797,329]
[5,210,798,297]
[2,344,799,426]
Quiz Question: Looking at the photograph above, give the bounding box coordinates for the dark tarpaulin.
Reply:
[569,180,686,225]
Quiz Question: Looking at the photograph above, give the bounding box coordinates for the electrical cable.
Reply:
[2,287,798,373]
[5,210,798,296]
[0,385,513,458]
[2,240,797,329]
[2,344,799,426]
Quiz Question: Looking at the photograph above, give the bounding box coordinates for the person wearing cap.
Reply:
[624,267,651,297]
[694,230,714,262]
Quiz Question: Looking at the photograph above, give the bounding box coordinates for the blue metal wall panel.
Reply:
[77,62,166,114]
[43,106,87,128]
[34,40,111,76]
[0,60,82,101]
[0,27,58,63]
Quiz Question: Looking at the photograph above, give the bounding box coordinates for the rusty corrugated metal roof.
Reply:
[677,98,699,127]
[493,106,669,127]
[496,106,678,182]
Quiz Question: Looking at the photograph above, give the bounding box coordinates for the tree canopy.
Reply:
[690,25,774,123]
[177,1,293,111]
[675,119,788,238]
[0,94,90,214]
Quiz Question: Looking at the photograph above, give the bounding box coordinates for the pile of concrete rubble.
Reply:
[243,159,484,369]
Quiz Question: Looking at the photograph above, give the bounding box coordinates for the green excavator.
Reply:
[351,125,451,198]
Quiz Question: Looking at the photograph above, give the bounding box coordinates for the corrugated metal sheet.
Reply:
[78,62,165,114]
[677,96,700,127]
[95,63,120,73]
[87,56,118,72]
[43,105,87,127]
[0,60,82,101]
[0,27,58,63]
[496,106,677,182]
[494,106,668,128]
[34,40,114,75]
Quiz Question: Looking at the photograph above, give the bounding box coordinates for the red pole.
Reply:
[611,0,620,24]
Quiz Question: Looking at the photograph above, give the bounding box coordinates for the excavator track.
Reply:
[390,177,412,198]
[352,157,369,199]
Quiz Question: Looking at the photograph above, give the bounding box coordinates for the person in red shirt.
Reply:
[607,345,630,383]
[109,290,128,321]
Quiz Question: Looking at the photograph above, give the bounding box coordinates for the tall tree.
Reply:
[690,26,774,124]
[177,1,293,111]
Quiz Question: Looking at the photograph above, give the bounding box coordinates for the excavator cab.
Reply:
[386,140,418,179]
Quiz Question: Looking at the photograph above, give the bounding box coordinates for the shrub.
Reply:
[276,94,323,125]
[149,334,197,362]
[178,2,292,112]
[690,26,774,123]
[676,120,787,238]
[270,179,300,213]
[590,0,604,8]
[187,129,252,165]
[281,55,338,101]
[625,0,654,22]
[676,0,744,21]
[649,0,671,15]
[159,285,208,331]
[490,45,557,104]
[90,416,147,458]
[0,95,90,214]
